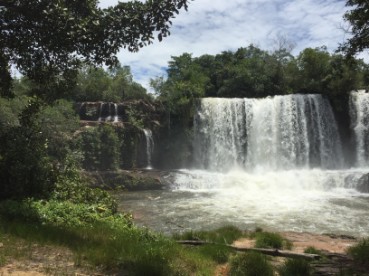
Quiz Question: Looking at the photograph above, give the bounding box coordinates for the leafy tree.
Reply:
[74,66,112,102]
[340,0,369,56]
[0,0,190,98]
[294,47,331,94]
[98,125,120,171]
[0,94,29,135]
[78,125,120,171]
[0,99,57,199]
[37,99,80,162]
[108,65,152,101]
[73,64,151,102]
[79,128,101,170]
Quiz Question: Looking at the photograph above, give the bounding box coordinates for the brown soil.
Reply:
[0,241,102,276]
[233,231,357,254]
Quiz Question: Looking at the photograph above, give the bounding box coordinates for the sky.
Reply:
[99,0,368,91]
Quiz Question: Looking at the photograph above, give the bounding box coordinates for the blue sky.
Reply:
[99,0,368,91]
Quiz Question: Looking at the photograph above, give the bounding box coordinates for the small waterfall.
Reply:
[194,94,343,172]
[113,104,119,122]
[143,129,154,169]
[98,102,105,122]
[350,90,369,167]
[105,103,112,122]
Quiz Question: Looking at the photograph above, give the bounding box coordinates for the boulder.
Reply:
[356,173,369,193]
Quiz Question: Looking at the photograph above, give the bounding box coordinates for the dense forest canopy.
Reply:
[151,45,369,116]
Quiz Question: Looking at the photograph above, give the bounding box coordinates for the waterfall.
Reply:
[143,129,154,169]
[113,103,119,122]
[105,103,112,122]
[194,94,344,172]
[350,90,369,167]
[97,102,105,122]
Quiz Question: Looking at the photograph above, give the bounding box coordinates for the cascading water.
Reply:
[143,129,154,169]
[350,90,369,167]
[194,94,344,172]
[113,103,119,123]
[97,102,105,122]
[118,94,369,236]
[105,103,112,122]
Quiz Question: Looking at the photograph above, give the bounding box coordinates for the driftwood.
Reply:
[177,240,321,261]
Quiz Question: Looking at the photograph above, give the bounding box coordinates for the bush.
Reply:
[279,259,312,276]
[229,252,274,276]
[0,199,131,228]
[197,244,231,264]
[173,225,244,244]
[347,238,369,265]
[304,246,322,256]
[254,231,291,249]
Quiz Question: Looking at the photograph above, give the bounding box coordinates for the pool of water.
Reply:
[116,169,369,237]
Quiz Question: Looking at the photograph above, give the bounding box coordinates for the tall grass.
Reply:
[253,231,292,250]
[229,252,274,276]
[0,200,217,275]
[347,237,369,265]
[278,259,312,276]
[173,225,244,244]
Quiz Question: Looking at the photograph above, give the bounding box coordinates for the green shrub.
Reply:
[51,156,118,212]
[197,244,231,264]
[279,259,312,276]
[229,252,274,276]
[347,238,369,265]
[0,199,131,228]
[173,225,244,244]
[254,232,291,249]
[304,246,322,256]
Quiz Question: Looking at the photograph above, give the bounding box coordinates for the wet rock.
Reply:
[83,170,167,191]
[356,173,369,193]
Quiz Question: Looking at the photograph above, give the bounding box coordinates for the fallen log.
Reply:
[177,240,321,261]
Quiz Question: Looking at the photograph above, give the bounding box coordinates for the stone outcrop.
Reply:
[356,173,369,193]
[82,169,168,191]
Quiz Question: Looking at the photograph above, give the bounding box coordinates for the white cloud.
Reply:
[98,0,369,90]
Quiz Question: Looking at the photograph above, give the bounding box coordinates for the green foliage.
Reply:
[78,124,120,170]
[347,237,369,265]
[340,0,369,56]
[0,199,218,275]
[253,231,291,250]
[0,95,30,134]
[79,127,101,170]
[37,99,80,161]
[153,45,368,122]
[0,199,129,228]
[0,96,83,200]
[304,246,323,256]
[98,124,120,170]
[278,259,312,276]
[196,244,232,264]
[0,98,57,199]
[174,225,244,245]
[117,127,140,169]
[73,64,152,102]
[126,107,145,128]
[229,252,274,276]
[52,158,118,212]
[1,0,189,98]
